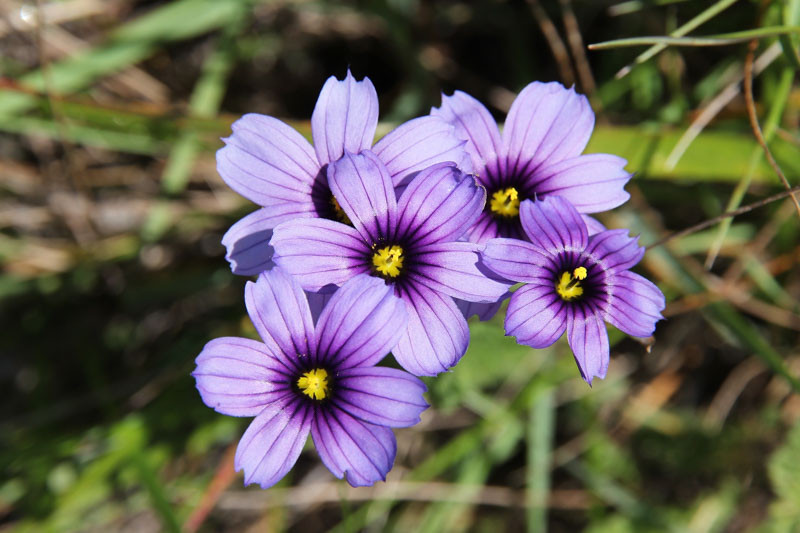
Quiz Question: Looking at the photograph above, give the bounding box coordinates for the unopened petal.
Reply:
[311,71,379,165]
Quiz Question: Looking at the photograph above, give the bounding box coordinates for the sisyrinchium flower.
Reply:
[481,196,665,385]
[431,81,631,243]
[192,268,428,488]
[270,151,512,376]
[218,70,471,276]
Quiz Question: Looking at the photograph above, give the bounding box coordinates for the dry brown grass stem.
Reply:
[217,482,590,512]
[527,0,575,86]
[742,38,800,217]
[647,185,800,250]
[558,0,596,95]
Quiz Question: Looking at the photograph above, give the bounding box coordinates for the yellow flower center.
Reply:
[372,245,404,278]
[556,267,588,301]
[489,187,521,217]
[297,368,329,400]
[330,196,352,225]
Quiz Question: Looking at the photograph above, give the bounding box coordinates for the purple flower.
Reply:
[192,268,428,488]
[431,81,631,243]
[271,151,511,376]
[218,70,471,275]
[481,196,665,384]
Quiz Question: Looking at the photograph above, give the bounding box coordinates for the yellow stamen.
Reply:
[330,196,352,225]
[489,187,521,217]
[297,368,329,400]
[556,270,586,301]
[372,245,404,278]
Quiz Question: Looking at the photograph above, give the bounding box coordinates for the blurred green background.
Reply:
[1,0,799,531]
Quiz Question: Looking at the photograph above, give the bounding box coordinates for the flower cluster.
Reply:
[192,71,666,489]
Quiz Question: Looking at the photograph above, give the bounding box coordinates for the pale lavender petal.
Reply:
[533,154,631,213]
[271,218,369,291]
[315,274,408,369]
[582,215,606,236]
[222,208,307,276]
[327,151,397,243]
[431,90,503,171]
[192,337,293,417]
[412,241,511,302]
[606,271,665,338]
[217,114,319,207]
[311,71,379,166]
[482,237,551,283]
[566,306,609,385]
[519,196,588,253]
[373,115,473,189]
[585,229,644,273]
[465,211,503,244]
[505,284,567,348]
[334,366,428,427]
[397,163,485,246]
[393,284,469,376]
[235,398,312,489]
[503,82,594,176]
[245,268,315,365]
[312,406,396,487]
[456,298,506,321]
[306,286,337,324]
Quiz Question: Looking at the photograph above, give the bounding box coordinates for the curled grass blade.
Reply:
[590,26,800,50]
[612,0,737,78]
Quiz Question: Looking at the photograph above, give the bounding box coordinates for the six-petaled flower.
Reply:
[481,196,665,384]
[270,151,511,376]
[432,81,631,242]
[217,70,471,275]
[192,268,428,488]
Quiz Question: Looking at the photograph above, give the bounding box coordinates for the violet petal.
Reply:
[315,274,408,369]
[533,154,631,213]
[412,241,512,302]
[217,114,319,207]
[271,218,369,291]
[245,268,316,365]
[312,406,396,487]
[431,90,503,172]
[606,271,665,338]
[234,398,312,489]
[519,196,588,253]
[373,115,473,189]
[327,151,397,244]
[482,237,551,283]
[192,337,293,417]
[503,82,594,176]
[585,229,645,274]
[334,366,428,427]
[566,306,610,385]
[397,163,485,246]
[505,283,567,348]
[393,284,470,376]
